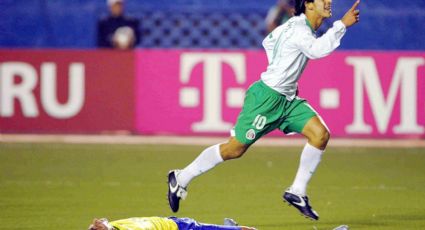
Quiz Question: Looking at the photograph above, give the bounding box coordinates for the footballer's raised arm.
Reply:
[341,0,361,28]
[296,0,360,59]
[295,20,346,59]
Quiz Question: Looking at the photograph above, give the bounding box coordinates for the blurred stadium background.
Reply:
[1,0,425,49]
[1,0,425,230]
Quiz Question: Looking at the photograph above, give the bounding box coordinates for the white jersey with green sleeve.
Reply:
[260,13,347,100]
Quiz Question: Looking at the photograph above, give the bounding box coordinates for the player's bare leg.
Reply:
[301,116,330,150]
[178,137,249,186]
[219,137,249,160]
[283,116,330,220]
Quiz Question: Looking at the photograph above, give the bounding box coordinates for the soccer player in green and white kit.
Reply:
[168,0,360,220]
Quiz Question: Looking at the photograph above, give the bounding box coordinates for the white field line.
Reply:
[0,134,425,148]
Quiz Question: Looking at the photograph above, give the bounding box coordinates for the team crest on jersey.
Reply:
[246,129,256,140]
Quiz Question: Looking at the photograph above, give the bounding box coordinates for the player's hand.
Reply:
[240,227,257,230]
[341,0,360,28]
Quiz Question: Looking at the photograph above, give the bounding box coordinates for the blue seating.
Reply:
[0,0,424,50]
[137,9,267,48]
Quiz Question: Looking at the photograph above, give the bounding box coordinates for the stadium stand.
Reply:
[1,0,424,50]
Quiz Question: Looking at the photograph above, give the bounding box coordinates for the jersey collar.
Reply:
[301,13,315,33]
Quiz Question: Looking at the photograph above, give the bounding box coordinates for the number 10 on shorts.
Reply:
[252,115,267,130]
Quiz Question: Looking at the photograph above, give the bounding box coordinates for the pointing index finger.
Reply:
[350,0,360,11]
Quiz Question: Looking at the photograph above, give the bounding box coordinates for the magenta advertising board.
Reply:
[135,50,425,138]
[0,50,135,133]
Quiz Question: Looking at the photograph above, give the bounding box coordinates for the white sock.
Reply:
[290,143,324,196]
[176,144,224,188]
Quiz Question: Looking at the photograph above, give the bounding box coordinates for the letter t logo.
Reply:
[180,53,246,132]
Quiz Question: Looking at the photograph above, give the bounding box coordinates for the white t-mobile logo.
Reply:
[179,53,246,132]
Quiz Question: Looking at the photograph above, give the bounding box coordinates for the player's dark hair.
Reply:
[295,0,314,16]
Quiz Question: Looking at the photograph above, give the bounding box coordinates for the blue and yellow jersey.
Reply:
[110,217,178,230]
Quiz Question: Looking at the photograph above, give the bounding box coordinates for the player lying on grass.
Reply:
[168,0,360,221]
[87,216,256,230]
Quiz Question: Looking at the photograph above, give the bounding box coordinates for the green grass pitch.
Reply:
[1,142,425,229]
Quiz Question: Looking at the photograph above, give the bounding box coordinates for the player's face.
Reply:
[312,0,332,18]
[88,218,108,230]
